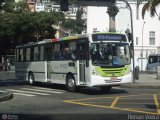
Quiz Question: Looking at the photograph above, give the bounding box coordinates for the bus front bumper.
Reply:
[89,73,133,87]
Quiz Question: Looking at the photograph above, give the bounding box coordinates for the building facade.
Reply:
[26,0,35,12]
[87,1,160,71]
[24,0,159,70]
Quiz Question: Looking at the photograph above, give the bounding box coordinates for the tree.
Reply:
[142,0,160,19]
[0,12,17,55]
[74,7,86,34]
[62,7,86,34]
[0,0,64,55]
[1,0,15,13]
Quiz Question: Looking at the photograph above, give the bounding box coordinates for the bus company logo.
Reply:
[2,114,8,120]
[1,114,18,120]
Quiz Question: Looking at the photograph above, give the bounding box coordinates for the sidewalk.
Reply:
[0,91,13,102]
[0,71,15,102]
[120,72,160,89]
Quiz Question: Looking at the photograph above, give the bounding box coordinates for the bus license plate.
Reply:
[111,77,117,80]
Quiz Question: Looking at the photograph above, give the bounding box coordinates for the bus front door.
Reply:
[77,41,89,84]
[79,60,85,84]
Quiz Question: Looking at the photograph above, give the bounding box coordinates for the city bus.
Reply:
[15,32,132,92]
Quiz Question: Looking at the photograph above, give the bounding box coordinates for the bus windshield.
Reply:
[90,43,131,66]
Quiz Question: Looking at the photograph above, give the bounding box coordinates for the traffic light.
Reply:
[60,0,69,11]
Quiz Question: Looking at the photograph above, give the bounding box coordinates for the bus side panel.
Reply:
[49,61,78,85]
[28,61,46,82]
[15,62,27,80]
[15,61,46,82]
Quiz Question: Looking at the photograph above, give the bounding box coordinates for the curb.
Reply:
[120,83,160,89]
[0,92,13,102]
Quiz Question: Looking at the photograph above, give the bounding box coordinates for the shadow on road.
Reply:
[29,83,128,95]
[76,87,128,95]
[0,79,27,86]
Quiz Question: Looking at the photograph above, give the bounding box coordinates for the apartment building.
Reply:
[26,0,35,12]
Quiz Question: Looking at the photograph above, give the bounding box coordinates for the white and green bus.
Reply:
[15,32,132,92]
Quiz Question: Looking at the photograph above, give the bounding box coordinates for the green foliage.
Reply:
[142,0,160,19]
[1,1,15,13]
[62,8,86,34]
[0,13,17,36]
[0,1,64,55]
[68,0,77,5]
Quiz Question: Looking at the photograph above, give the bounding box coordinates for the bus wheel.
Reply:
[28,73,35,86]
[100,86,112,93]
[66,75,76,92]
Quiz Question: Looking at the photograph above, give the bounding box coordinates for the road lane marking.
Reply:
[65,93,157,102]
[13,93,35,97]
[64,93,160,115]
[153,94,160,114]
[119,98,153,99]
[115,102,154,105]
[0,90,7,92]
[64,100,159,115]
[21,88,63,94]
[110,97,119,108]
[7,89,50,96]
[31,87,65,92]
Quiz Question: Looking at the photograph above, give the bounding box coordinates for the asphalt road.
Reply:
[0,72,160,120]
[0,82,160,120]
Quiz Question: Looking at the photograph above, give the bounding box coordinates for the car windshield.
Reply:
[90,43,131,66]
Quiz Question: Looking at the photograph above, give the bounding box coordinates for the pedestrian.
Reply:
[7,58,11,71]
[2,61,7,71]
[0,62,3,71]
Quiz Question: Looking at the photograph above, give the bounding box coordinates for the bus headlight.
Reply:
[92,69,99,76]
[126,66,132,75]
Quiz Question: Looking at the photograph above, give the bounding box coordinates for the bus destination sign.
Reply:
[92,34,126,42]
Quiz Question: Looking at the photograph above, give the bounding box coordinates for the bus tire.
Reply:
[66,75,76,92]
[100,86,112,93]
[28,73,35,86]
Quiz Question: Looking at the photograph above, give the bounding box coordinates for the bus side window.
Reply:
[69,42,76,60]
[40,46,44,61]
[16,49,19,62]
[30,47,34,61]
[20,49,24,62]
[54,44,60,60]
[26,48,31,61]
[44,45,53,61]
[77,41,89,60]
[34,46,40,61]
[158,57,160,62]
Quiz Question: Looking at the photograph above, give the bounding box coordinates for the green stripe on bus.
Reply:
[95,65,130,77]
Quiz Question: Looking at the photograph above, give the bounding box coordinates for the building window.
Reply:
[149,31,155,45]
[136,37,139,45]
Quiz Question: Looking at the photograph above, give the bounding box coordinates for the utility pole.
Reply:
[141,21,145,71]
[120,0,135,83]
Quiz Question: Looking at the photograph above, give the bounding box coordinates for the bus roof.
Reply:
[16,32,127,48]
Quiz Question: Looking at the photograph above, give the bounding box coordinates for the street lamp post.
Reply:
[141,21,145,71]
[120,0,135,82]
